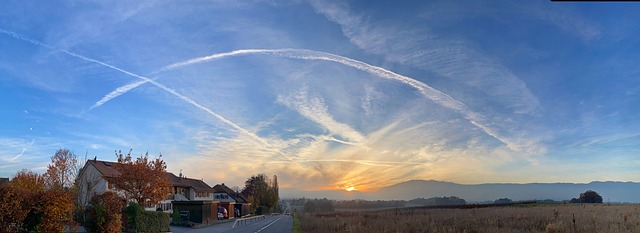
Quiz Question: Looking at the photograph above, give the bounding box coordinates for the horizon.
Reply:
[2,1,640,196]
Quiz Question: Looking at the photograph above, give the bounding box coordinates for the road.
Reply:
[170,215,292,233]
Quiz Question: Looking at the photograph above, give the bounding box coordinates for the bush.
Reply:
[85,191,125,233]
[124,203,169,233]
[172,211,180,224]
[579,190,603,203]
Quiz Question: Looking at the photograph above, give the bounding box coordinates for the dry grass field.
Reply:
[299,204,640,233]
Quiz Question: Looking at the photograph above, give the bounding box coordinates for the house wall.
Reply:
[77,164,109,207]
[214,192,236,203]
[172,201,218,224]
[193,192,214,201]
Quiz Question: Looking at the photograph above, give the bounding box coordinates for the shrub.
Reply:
[85,192,125,233]
[172,211,180,224]
[137,211,170,232]
[124,203,169,233]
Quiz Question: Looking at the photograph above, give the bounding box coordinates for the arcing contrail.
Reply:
[0,30,288,158]
[163,49,517,150]
[11,139,35,161]
[91,48,516,150]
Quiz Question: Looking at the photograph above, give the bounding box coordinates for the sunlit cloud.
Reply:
[1,0,638,195]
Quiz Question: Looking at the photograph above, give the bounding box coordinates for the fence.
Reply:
[231,215,266,228]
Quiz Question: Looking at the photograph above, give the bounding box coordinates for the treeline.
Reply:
[291,196,466,213]
[406,196,466,206]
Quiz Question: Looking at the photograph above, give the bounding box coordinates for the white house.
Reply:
[77,159,216,213]
[76,159,120,208]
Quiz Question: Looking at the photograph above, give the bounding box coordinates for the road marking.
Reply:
[254,215,285,233]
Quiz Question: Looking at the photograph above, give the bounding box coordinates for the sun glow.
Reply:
[345,186,356,192]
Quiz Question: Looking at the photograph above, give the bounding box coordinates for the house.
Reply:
[167,172,219,224]
[0,177,10,186]
[76,159,119,207]
[212,183,252,217]
[77,159,221,224]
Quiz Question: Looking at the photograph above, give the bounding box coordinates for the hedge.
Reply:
[124,203,170,233]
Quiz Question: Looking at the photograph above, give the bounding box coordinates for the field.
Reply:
[298,204,640,233]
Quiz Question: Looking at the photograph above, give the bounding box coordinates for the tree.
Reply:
[35,189,74,232]
[44,148,78,190]
[109,149,171,207]
[0,181,29,232]
[0,169,74,232]
[579,190,603,203]
[241,174,280,213]
[569,198,580,203]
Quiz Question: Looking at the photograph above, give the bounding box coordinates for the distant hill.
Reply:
[281,180,640,203]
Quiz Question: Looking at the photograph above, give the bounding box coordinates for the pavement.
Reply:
[170,215,292,233]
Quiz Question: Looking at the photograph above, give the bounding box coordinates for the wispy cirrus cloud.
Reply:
[309,0,546,153]
[277,85,367,146]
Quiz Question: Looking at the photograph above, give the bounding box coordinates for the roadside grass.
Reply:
[299,204,640,233]
[292,211,303,233]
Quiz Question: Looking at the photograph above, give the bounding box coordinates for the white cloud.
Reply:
[277,86,367,145]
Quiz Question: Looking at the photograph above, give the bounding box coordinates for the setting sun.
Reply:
[345,186,356,192]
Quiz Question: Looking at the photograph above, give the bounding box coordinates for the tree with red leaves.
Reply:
[109,149,171,207]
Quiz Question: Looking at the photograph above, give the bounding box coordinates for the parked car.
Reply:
[218,206,228,220]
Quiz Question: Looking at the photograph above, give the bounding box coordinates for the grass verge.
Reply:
[292,211,303,233]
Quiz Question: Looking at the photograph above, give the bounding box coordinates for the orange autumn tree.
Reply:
[43,148,78,190]
[0,169,74,233]
[109,149,171,207]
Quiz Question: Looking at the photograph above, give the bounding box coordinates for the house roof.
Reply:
[83,159,214,193]
[84,159,120,178]
[0,177,9,186]
[167,172,215,193]
[213,183,250,203]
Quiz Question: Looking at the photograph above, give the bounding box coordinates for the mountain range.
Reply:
[281,180,640,203]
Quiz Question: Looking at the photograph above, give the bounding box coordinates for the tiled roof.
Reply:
[85,159,120,178]
[167,172,215,193]
[213,183,250,203]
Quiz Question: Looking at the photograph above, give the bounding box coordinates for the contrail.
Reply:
[90,80,148,110]
[92,48,515,150]
[0,30,304,165]
[162,49,517,150]
[11,139,34,161]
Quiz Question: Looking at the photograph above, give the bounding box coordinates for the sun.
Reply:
[345,186,356,192]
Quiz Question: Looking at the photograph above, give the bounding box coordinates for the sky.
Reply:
[1,0,639,195]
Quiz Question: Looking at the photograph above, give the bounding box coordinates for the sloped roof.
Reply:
[85,159,120,178]
[83,159,214,193]
[167,172,215,193]
[213,183,250,203]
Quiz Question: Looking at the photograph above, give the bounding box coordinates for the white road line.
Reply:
[254,215,284,233]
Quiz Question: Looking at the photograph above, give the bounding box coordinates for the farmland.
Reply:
[298,204,640,233]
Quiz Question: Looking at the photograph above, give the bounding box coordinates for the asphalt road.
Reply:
[170,215,292,233]
[225,215,292,233]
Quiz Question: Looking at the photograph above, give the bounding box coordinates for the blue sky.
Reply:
[1,0,639,194]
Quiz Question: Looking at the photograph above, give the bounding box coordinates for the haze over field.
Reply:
[1,1,639,197]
